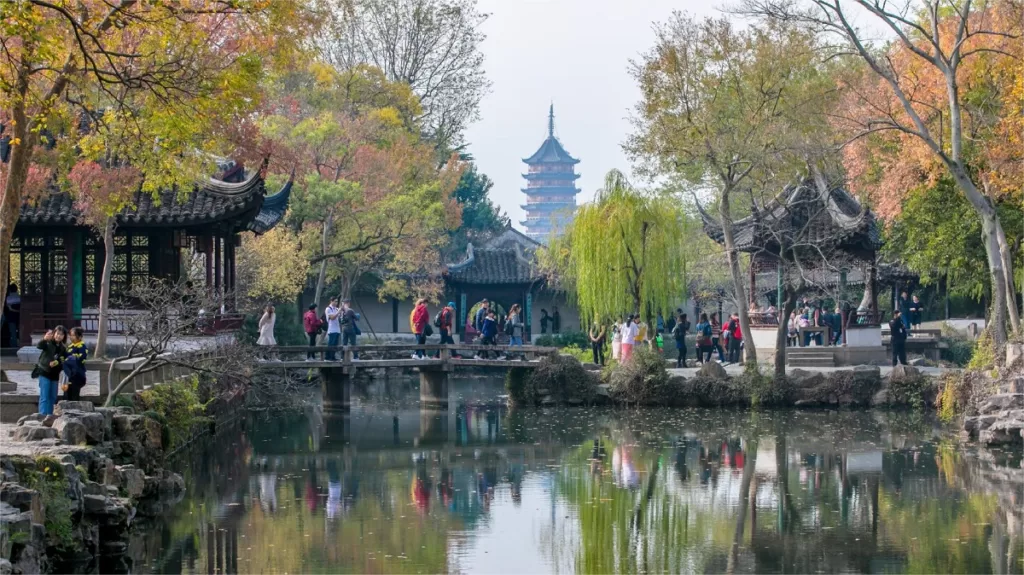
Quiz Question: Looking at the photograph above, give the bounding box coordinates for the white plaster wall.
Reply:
[845,326,882,347]
[750,327,780,350]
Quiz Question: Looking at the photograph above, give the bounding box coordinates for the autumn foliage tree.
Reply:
[249,62,462,307]
[745,0,1023,345]
[0,0,308,312]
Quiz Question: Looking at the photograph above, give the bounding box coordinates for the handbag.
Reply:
[423,323,433,337]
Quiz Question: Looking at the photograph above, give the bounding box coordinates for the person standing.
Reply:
[437,301,456,357]
[325,297,342,360]
[611,317,623,361]
[889,309,908,366]
[635,316,648,349]
[35,327,66,415]
[910,295,923,328]
[899,291,912,334]
[726,312,742,364]
[831,306,843,346]
[621,315,638,363]
[551,307,561,334]
[787,311,799,347]
[539,308,550,334]
[506,304,524,346]
[303,303,321,360]
[411,298,430,358]
[672,313,689,368]
[480,309,498,359]
[340,298,359,359]
[709,313,725,363]
[4,283,20,348]
[695,313,712,365]
[257,305,277,360]
[588,321,606,366]
[62,327,88,401]
[474,299,490,336]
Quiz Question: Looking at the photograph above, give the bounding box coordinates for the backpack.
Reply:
[434,309,444,327]
[698,322,712,346]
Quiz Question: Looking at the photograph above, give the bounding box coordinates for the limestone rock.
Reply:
[789,369,825,390]
[0,484,36,512]
[697,361,728,380]
[11,426,57,442]
[889,364,921,380]
[54,401,94,415]
[16,414,45,426]
[979,394,1024,414]
[116,465,146,498]
[52,418,88,445]
[871,388,889,407]
[595,384,611,397]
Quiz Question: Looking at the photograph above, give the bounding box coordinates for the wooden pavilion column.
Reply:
[204,235,213,291]
[214,236,222,299]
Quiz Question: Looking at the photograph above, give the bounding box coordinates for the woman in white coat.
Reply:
[257,304,277,359]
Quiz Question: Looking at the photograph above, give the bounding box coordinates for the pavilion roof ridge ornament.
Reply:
[446,242,476,272]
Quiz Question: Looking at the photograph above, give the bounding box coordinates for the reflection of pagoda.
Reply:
[520,104,580,241]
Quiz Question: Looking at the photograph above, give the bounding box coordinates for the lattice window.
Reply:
[84,252,98,295]
[47,251,67,295]
[22,252,42,295]
[130,252,149,287]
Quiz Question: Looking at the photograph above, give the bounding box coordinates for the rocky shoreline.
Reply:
[1,402,185,574]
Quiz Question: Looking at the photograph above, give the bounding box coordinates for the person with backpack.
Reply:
[672,313,690,368]
[434,302,456,358]
[695,313,712,365]
[303,303,321,361]
[411,298,430,359]
[340,299,359,360]
[709,312,725,363]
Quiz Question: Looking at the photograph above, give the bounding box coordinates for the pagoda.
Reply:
[520,104,580,240]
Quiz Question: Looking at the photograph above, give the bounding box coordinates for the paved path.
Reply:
[666,362,948,377]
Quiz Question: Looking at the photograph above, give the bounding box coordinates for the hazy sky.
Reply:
[463,0,720,231]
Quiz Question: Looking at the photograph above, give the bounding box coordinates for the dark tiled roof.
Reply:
[446,245,541,285]
[522,136,579,165]
[698,179,881,258]
[18,171,290,232]
[249,179,292,234]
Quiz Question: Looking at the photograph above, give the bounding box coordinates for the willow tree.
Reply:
[557,170,689,325]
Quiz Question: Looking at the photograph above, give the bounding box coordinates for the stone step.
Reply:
[787,358,836,368]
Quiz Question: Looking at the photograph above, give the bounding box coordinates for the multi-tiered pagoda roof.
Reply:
[520,105,580,241]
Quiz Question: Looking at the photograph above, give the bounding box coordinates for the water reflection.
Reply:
[120,381,1022,574]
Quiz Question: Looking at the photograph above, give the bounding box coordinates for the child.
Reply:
[63,327,88,401]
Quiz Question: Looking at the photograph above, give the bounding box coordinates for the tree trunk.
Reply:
[95,221,115,358]
[719,188,757,363]
[312,213,333,308]
[773,290,798,377]
[994,219,1021,335]
[726,438,757,575]
[948,168,1009,347]
[0,98,34,304]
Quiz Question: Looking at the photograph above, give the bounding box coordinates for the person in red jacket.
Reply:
[434,302,456,359]
[726,312,743,364]
[302,303,321,360]
[411,298,430,358]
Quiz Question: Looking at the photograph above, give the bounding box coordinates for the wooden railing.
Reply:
[261,343,560,364]
[27,312,245,336]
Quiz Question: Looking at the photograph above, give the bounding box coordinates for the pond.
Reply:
[119,379,1022,574]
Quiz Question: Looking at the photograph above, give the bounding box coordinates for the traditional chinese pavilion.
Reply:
[520,104,580,241]
[7,162,291,338]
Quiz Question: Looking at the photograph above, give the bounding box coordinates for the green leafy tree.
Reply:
[447,161,508,256]
[884,174,1024,303]
[550,170,691,325]
[628,14,837,365]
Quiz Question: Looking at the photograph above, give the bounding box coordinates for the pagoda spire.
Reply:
[548,103,554,137]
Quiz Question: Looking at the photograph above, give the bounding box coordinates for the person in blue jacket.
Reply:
[62,326,89,401]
